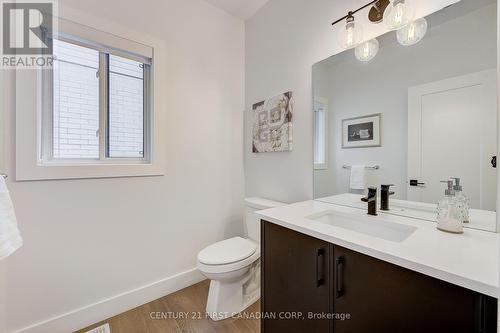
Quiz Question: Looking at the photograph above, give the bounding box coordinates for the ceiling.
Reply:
[203,0,270,20]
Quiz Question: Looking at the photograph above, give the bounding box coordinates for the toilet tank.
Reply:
[244,197,286,242]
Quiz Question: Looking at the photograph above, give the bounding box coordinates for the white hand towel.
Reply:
[350,165,367,190]
[0,177,22,260]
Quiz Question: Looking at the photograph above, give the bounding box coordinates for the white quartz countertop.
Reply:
[257,200,499,298]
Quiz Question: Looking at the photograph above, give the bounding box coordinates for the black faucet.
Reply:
[361,187,378,216]
[380,184,395,211]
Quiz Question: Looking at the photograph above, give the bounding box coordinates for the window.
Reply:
[42,37,152,164]
[16,18,164,181]
[314,98,328,170]
[108,55,145,158]
[52,40,100,159]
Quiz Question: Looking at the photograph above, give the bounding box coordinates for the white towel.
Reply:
[350,165,367,190]
[0,177,22,260]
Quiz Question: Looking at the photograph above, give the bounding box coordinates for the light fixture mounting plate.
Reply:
[369,0,390,23]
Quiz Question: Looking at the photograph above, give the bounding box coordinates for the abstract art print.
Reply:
[342,113,381,148]
[252,91,293,153]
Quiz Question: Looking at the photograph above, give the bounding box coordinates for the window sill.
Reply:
[16,162,165,181]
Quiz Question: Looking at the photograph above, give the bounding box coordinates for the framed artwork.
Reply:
[342,113,381,148]
[252,91,293,153]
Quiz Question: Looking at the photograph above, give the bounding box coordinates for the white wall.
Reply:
[2,0,244,331]
[244,0,458,203]
[313,4,497,199]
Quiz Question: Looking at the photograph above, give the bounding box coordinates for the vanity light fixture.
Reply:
[339,13,363,49]
[355,39,380,62]
[397,17,428,46]
[331,0,389,61]
[331,0,425,62]
[333,1,391,50]
[384,0,415,30]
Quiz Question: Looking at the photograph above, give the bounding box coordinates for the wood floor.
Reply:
[75,280,261,333]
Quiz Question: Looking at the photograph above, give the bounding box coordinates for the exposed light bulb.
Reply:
[394,3,405,26]
[355,39,379,62]
[397,18,428,46]
[339,15,363,49]
[346,26,355,46]
[384,0,415,30]
[408,24,416,40]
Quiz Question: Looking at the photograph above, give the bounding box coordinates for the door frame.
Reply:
[408,69,497,209]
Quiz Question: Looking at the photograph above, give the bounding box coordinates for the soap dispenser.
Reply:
[451,177,470,224]
[436,180,463,234]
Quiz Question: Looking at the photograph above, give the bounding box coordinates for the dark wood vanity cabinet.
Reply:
[261,221,498,333]
[261,220,332,333]
[332,245,496,333]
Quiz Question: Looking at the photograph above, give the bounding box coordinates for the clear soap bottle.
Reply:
[437,180,463,234]
[451,177,470,224]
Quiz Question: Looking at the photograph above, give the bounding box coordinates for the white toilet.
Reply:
[197,197,285,321]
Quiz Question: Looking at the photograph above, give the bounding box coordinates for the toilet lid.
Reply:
[198,237,257,265]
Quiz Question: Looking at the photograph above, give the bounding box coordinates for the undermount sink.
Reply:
[307,210,417,242]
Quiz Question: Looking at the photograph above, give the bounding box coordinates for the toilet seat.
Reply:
[197,237,260,274]
[198,237,257,265]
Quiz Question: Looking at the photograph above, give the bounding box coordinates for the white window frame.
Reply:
[314,96,328,170]
[15,17,166,181]
[41,35,152,165]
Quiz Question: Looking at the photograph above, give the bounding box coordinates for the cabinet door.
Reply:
[333,245,494,333]
[262,221,332,333]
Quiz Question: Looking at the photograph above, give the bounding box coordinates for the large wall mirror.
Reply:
[313,0,498,232]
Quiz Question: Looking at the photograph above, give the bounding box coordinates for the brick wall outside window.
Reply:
[109,55,144,158]
[52,40,144,159]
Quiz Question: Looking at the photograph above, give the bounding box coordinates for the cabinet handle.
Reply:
[479,295,485,332]
[316,248,325,287]
[336,256,345,298]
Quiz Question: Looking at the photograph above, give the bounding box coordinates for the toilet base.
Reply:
[205,260,260,321]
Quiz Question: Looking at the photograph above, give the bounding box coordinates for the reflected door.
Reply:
[407,70,497,210]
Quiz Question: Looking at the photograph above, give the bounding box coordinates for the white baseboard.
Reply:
[11,268,205,333]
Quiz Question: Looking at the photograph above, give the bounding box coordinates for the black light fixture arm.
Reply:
[331,0,384,26]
